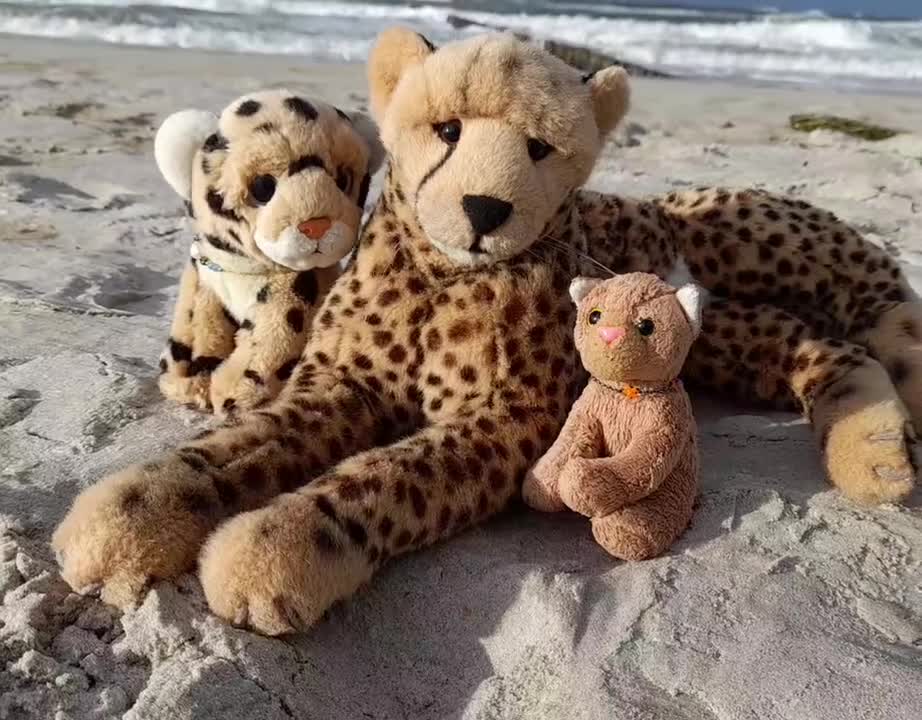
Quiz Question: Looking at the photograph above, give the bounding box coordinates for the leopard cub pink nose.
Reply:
[598,326,625,345]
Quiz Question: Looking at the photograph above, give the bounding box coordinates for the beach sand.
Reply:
[2,35,922,720]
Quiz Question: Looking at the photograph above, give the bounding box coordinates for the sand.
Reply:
[1,35,922,720]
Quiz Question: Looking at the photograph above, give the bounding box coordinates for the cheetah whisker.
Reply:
[535,235,618,278]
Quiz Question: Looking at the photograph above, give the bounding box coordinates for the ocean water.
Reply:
[1,1,920,91]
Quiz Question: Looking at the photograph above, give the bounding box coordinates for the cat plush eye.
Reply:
[527,138,554,161]
[637,318,656,336]
[588,309,603,325]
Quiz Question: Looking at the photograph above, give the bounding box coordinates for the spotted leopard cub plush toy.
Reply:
[154,89,383,417]
[524,272,703,561]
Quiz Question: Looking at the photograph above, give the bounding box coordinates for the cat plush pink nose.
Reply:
[598,326,625,346]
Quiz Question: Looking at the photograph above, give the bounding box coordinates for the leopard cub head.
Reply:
[155,89,384,272]
[569,272,704,385]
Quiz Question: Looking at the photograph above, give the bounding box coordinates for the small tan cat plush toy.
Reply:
[523,272,704,561]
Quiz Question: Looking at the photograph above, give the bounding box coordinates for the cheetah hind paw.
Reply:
[817,371,917,505]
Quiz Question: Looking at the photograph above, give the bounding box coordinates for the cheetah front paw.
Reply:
[52,460,222,609]
[821,391,916,505]
[159,370,212,411]
[199,492,372,635]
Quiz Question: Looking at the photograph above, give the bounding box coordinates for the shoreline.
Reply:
[2,31,921,98]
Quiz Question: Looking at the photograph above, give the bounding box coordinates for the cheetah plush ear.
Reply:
[675,284,706,337]
[368,26,436,121]
[349,111,386,174]
[569,277,604,305]
[154,109,219,200]
[583,66,630,136]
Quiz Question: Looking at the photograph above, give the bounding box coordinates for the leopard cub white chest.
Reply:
[196,263,268,322]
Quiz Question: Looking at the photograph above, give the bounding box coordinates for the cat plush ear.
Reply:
[665,259,707,335]
[348,111,386,174]
[583,66,630,136]
[154,109,219,200]
[675,284,706,336]
[569,277,604,305]
[368,27,436,121]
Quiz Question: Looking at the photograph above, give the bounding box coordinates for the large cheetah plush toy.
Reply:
[54,29,918,634]
[154,90,383,416]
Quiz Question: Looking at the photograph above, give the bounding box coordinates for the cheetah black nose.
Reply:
[462,195,513,236]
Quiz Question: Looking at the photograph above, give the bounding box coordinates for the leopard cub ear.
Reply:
[154,109,219,200]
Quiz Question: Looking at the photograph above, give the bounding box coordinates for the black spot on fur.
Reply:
[205,188,241,222]
[288,154,325,176]
[203,233,244,256]
[221,306,239,330]
[244,369,264,385]
[178,450,208,472]
[223,398,236,412]
[212,478,239,507]
[256,285,270,303]
[255,122,275,133]
[357,172,371,208]
[120,486,145,512]
[169,338,192,363]
[890,359,911,384]
[315,495,337,520]
[203,132,228,152]
[314,527,339,553]
[236,99,261,116]
[284,96,318,121]
[241,318,254,331]
[276,358,298,381]
[344,518,367,547]
[188,355,223,376]
[159,357,168,374]
[286,307,305,333]
[292,271,319,305]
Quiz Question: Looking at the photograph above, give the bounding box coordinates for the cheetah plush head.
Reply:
[569,273,704,384]
[368,28,629,266]
[155,90,384,272]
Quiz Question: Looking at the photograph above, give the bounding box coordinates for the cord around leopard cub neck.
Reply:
[190,237,291,276]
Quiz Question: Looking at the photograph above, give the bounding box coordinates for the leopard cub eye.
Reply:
[336,167,352,193]
[434,120,462,144]
[588,309,603,325]
[637,318,655,336]
[249,174,276,205]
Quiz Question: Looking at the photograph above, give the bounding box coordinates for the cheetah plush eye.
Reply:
[637,318,655,336]
[588,309,602,325]
[249,174,276,205]
[336,167,352,194]
[527,138,554,162]
[434,120,462,145]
